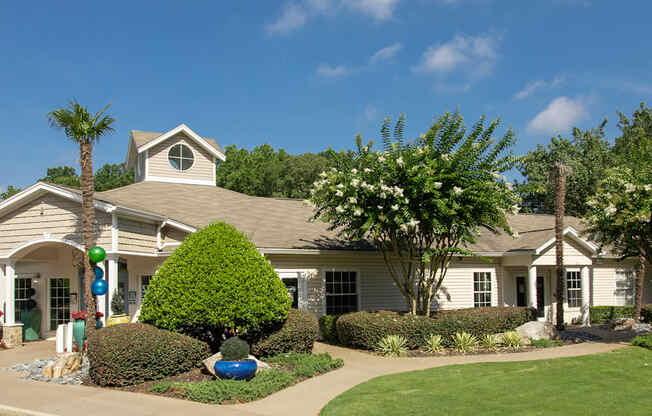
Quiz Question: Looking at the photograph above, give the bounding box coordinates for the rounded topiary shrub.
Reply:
[87,323,210,386]
[220,336,250,361]
[248,309,319,357]
[139,222,291,347]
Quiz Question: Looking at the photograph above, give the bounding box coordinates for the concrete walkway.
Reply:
[0,340,629,416]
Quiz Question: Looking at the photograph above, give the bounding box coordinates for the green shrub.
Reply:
[503,331,522,350]
[481,334,501,351]
[336,307,534,350]
[266,352,344,378]
[423,334,444,353]
[150,352,343,404]
[87,323,210,387]
[139,222,291,348]
[452,332,478,353]
[375,335,408,357]
[220,336,250,361]
[632,334,652,350]
[248,309,319,357]
[319,314,342,344]
[589,305,652,324]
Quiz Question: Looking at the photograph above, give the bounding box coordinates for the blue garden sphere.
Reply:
[91,278,108,296]
[94,266,104,280]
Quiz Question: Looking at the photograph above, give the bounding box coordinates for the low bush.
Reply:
[423,334,443,353]
[220,336,250,361]
[319,314,342,344]
[503,331,522,350]
[481,334,501,351]
[336,307,534,350]
[590,305,652,324]
[150,352,343,404]
[248,309,319,357]
[87,323,210,387]
[632,334,652,350]
[452,332,478,353]
[375,335,408,357]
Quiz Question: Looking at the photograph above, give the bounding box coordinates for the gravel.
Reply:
[4,355,89,385]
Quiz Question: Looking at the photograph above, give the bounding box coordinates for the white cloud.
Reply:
[370,42,403,63]
[413,33,500,76]
[316,64,350,78]
[527,96,588,135]
[265,3,309,35]
[266,0,401,35]
[513,75,564,100]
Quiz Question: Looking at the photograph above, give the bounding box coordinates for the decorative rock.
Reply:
[516,321,559,341]
[43,362,54,378]
[632,323,652,335]
[202,352,271,376]
[612,318,636,331]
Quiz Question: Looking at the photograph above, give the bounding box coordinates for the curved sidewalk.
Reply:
[238,341,629,416]
[0,341,628,416]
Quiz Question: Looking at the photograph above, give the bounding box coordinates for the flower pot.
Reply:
[107,314,130,326]
[96,319,103,329]
[72,318,86,351]
[214,359,257,381]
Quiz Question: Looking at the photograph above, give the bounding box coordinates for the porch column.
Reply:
[3,261,16,325]
[107,254,118,318]
[527,265,537,310]
[96,261,106,325]
[581,265,590,326]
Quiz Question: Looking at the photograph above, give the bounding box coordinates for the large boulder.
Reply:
[515,321,558,341]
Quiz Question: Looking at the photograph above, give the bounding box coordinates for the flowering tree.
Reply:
[309,112,520,316]
[584,169,651,320]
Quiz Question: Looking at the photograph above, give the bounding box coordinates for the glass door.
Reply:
[49,278,70,331]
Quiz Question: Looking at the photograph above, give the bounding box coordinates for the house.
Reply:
[0,124,648,345]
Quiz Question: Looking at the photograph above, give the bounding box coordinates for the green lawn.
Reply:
[321,347,652,416]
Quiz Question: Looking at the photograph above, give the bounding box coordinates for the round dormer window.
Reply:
[168,144,194,171]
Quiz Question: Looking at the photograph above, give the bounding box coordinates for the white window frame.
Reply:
[15,277,33,320]
[168,143,195,171]
[276,269,309,311]
[48,277,71,331]
[323,269,360,315]
[614,269,635,306]
[566,270,582,308]
[473,271,492,307]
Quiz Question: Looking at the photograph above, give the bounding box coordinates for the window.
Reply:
[566,271,582,308]
[141,275,152,302]
[15,278,33,320]
[615,270,635,306]
[168,143,194,171]
[49,278,70,331]
[325,271,358,315]
[473,272,492,307]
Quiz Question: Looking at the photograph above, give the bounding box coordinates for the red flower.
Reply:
[96,311,104,318]
[72,310,87,320]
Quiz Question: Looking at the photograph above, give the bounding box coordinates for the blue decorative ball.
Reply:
[91,278,108,296]
[94,266,104,280]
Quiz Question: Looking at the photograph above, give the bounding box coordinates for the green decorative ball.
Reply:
[89,246,106,263]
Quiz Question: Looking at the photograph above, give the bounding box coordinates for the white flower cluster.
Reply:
[605,205,617,217]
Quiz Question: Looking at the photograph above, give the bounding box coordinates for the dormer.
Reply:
[126,124,226,186]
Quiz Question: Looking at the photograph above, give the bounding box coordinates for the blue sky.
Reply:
[1,1,651,191]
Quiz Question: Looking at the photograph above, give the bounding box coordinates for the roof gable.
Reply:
[134,124,225,161]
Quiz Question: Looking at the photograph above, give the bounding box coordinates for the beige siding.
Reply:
[266,253,500,316]
[0,194,111,255]
[532,239,592,266]
[592,260,645,306]
[118,218,157,253]
[146,133,215,182]
[163,227,188,245]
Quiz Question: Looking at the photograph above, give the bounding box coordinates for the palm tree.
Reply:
[552,162,571,330]
[48,100,115,336]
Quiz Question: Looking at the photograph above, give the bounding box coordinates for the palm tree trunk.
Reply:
[633,253,645,321]
[81,140,97,339]
[554,163,567,330]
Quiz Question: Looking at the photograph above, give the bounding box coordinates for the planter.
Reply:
[107,314,130,326]
[214,359,257,381]
[72,318,86,351]
[96,319,103,329]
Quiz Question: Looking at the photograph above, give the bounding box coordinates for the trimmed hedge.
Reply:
[87,323,210,387]
[139,222,291,348]
[248,309,319,357]
[319,314,342,344]
[336,307,535,350]
[589,305,652,324]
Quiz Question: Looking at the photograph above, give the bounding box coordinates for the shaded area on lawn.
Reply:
[321,347,652,416]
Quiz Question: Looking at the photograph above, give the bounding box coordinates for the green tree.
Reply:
[48,99,116,335]
[517,121,612,216]
[309,112,520,316]
[94,163,134,192]
[39,166,81,188]
[0,186,22,200]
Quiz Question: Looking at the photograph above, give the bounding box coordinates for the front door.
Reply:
[283,278,299,309]
[536,276,545,318]
[49,278,70,331]
[516,276,527,307]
